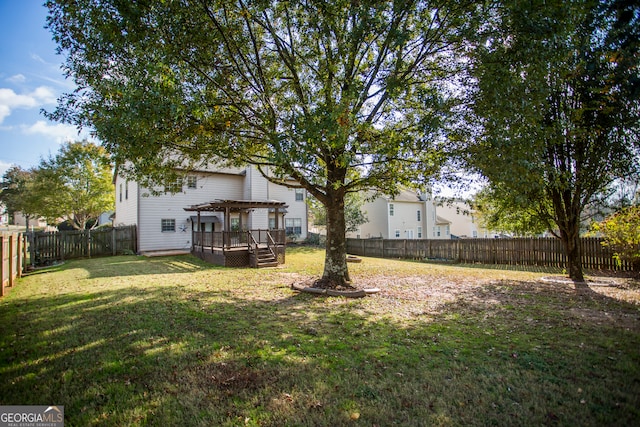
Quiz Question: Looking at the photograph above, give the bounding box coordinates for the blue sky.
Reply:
[0,0,91,177]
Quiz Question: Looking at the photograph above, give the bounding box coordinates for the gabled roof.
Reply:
[386,188,422,202]
[435,215,451,225]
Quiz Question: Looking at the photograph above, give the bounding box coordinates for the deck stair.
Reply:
[255,245,278,268]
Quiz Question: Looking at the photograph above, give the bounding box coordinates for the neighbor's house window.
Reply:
[269,218,276,229]
[119,183,122,202]
[285,218,302,235]
[161,219,176,232]
[417,226,422,238]
[417,210,421,221]
[125,181,129,200]
[389,203,394,216]
[446,225,450,236]
[164,178,183,193]
[187,175,197,189]
[436,226,441,237]
[295,188,304,201]
[395,229,400,238]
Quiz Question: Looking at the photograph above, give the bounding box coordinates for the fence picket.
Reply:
[347,237,637,272]
[28,226,137,266]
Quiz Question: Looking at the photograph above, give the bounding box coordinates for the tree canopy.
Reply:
[46,0,478,286]
[31,141,114,230]
[0,166,38,225]
[591,204,640,271]
[462,0,640,281]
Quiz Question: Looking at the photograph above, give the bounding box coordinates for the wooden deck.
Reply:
[191,229,286,268]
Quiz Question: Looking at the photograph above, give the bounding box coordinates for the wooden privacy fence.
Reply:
[346,237,637,271]
[28,225,137,266]
[1,232,27,297]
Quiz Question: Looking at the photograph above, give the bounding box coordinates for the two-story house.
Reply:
[113,164,308,258]
[348,189,451,240]
[436,199,502,239]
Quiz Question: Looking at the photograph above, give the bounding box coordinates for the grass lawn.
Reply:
[1,246,639,426]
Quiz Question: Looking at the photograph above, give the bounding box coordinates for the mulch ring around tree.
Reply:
[540,276,624,287]
[290,277,380,298]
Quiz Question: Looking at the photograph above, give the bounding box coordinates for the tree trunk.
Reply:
[321,194,351,288]
[559,227,584,282]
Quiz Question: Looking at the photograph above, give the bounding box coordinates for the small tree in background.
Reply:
[592,205,640,272]
[0,166,39,227]
[31,141,114,230]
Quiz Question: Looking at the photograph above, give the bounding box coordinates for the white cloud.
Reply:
[31,54,46,64]
[6,74,26,84]
[0,86,57,124]
[23,120,81,143]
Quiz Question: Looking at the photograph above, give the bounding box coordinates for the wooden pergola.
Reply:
[184,199,288,268]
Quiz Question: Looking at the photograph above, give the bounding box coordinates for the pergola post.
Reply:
[197,211,202,251]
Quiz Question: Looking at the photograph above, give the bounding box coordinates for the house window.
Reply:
[295,188,304,201]
[187,175,197,189]
[269,218,276,229]
[231,218,240,231]
[446,225,450,236]
[161,219,176,232]
[389,204,394,216]
[417,210,421,221]
[437,226,441,237]
[285,218,302,235]
[125,182,129,200]
[119,183,122,202]
[417,226,422,238]
[164,178,183,193]
[395,229,400,238]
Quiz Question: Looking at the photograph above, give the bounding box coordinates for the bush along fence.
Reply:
[27,225,138,267]
[346,237,637,272]
[1,232,27,297]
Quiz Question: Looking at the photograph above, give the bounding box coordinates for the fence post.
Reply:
[22,234,28,273]
[1,235,5,297]
[16,233,22,278]
[8,234,14,288]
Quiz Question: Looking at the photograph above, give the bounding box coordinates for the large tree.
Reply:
[31,141,114,230]
[463,0,640,281]
[46,0,478,287]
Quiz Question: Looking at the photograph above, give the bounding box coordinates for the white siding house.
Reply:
[348,189,450,240]
[114,165,307,254]
[435,200,501,239]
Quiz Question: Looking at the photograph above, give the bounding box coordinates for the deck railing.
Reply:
[193,229,286,251]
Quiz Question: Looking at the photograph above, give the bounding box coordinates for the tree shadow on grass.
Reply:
[1,272,639,426]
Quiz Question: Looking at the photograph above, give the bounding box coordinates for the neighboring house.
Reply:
[113,164,308,254]
[435,200,502,239]
[348,189,450,240]
[12,212,48,230]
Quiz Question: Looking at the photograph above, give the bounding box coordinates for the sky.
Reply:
[0,0,91,178]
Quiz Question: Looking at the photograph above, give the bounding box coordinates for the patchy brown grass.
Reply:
[1,247,639,426]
